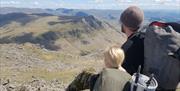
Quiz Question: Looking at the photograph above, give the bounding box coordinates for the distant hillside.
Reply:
[0,13,53,27]
[144,10,180,22]
[0,7,47,14]
[0,7,179,53]
[1,7,180,22]
[0,13,125,54]
[1,7,180,34]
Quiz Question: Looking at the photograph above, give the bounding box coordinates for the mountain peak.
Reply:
[82,15,102,29]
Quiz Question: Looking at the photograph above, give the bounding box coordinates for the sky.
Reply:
[0,0,180,10]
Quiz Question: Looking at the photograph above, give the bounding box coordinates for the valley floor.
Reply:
[0,44,103,91]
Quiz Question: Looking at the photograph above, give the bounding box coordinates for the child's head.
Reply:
[104,46,125,68]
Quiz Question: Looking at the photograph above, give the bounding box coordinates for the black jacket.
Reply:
[121,32,144,75]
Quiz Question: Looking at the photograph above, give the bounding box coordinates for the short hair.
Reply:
[120,6,144,31]
[104,46,125,68]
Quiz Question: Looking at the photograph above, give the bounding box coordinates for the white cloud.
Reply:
[1,0,179,10]
[1,0,20,5]
[154,0,180,5]
[154,0,166,4]
[154,0,175,3]
[95,0,104,3]
[34,1,39,5]
[116,0,133,3]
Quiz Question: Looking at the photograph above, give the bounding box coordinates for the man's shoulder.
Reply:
[132,25,148,40]
[123,32,145,43]
[131,32,145,40]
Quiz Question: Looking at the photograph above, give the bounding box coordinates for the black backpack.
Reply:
[121,21,180,89]
[143,21,180,89]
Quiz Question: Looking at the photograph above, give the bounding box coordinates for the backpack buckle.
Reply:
[175,48,180,61]
[169,48,180,61]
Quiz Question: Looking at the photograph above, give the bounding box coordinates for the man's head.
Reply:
[104,46,125,68]
[120,6,144,37]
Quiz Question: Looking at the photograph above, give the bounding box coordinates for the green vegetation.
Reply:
[0,13,123,90]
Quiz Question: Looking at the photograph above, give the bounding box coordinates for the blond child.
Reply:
[104,46,126,71]
[66,46,127,91]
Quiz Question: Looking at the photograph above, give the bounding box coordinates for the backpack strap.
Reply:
[122,31,145,53]
[121,38,133,53]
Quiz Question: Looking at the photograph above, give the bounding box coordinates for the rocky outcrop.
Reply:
[0,78,67,91]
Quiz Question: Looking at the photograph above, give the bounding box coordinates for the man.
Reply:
[120,6,145,75]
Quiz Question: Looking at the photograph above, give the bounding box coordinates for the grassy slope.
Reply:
[0,14,125,88]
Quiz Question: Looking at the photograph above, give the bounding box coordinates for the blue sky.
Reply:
[0,0,180,10]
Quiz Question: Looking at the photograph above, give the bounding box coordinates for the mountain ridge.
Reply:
[0,12,124,52]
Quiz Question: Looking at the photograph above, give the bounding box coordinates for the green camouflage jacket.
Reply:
[66,71,99,91]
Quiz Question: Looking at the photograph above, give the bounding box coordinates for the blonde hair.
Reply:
[104,46,125,68]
